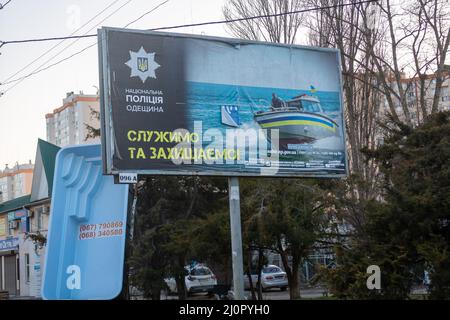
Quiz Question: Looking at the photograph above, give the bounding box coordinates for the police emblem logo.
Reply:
[137,57,148,72]
[125,46,160,83]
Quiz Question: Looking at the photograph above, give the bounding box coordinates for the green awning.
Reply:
[0,194,31,214]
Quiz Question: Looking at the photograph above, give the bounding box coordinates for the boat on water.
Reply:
[254,94,339,143]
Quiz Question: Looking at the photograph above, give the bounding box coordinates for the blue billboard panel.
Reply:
[42,144,129,300]
[99,27,347,177]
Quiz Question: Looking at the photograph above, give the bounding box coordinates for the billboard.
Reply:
[99,27,347,177]
[42,144,129,299]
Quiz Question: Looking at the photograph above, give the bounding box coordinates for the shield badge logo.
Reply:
[137,57,148,72]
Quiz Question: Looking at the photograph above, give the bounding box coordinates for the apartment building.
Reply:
[0,162,34,203]
[0,139,59,298]
[380,72,450,125]
[45,91,100,147]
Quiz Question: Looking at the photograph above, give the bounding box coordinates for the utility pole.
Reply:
[228,177,245,300]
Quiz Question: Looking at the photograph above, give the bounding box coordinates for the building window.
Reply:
[25,253,30,283]
[7,220,13,236]
[37,208,43,230]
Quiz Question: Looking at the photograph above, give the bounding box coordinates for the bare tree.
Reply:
[222,0,450,290]
[302,0,450,246]
[223,0,450,181]
[306,0,450,178]
[84,106,101,140]
[305,0,381,190]
[223,0,306,44]
[407,0,450,116]
[313,1,450,122]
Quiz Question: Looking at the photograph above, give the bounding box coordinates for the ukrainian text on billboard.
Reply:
[99,27,347,177]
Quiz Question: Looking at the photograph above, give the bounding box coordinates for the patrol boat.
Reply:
[254,94,339,143]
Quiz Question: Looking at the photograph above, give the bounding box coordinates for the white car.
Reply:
[244,265,288,291]
[165,264,217,295]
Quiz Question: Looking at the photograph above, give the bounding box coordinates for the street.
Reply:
[158,287,329,300]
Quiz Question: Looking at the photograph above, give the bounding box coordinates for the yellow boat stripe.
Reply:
[260,120,336,132]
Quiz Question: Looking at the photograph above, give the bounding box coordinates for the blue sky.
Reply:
[0,0,228,167]
[185,39,341,91]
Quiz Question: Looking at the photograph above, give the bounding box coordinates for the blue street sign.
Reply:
[0,237,19,251]
[42,144,129,300]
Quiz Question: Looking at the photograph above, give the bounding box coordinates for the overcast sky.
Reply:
[0,0,228,168]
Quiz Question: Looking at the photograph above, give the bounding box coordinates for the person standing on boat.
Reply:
[271,93,283,109]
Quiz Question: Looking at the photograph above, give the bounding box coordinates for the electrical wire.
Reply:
[150,0,378,31]
[0,0,12,10]
[0,0,377,95]
[1,0,135,92]
[1,0,123,84]
[0,0,378,47]
[123,0,169,28]
[1,0,170,94]
[0,34,95,47]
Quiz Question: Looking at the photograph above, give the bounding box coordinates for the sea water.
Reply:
[184,81,346,173]
[186,81,342,134]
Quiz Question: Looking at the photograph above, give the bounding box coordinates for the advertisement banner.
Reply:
[0,216,6,236]
[42,144,129,300]
[8,209,27,221]
[99,27,347,177]
[0,237,19,251]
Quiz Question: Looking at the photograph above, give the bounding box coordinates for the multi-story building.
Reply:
[380,71,450,125]
[0,139,59,298]
[45,91,100,147]
[0,194,31,297]
[0,162,34,203]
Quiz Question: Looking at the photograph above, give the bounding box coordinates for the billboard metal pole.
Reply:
[129,183,138,241]
[228,176,245,300]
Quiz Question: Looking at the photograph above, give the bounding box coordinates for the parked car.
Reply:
[165,264,217,295]
[244,265,288,291]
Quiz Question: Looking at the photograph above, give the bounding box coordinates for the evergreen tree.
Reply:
[321,112,450,299]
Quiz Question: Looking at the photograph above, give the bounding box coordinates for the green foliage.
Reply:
[240,178,329,299]
[129,176,227,299]
[128,226,170,299]
[321,112,450,299]
[129,173,329,300]
[417,237,450,299]
[320,241,415,299]
[189,210,233,285]
[241,178,328,254]
[190,211,231,264]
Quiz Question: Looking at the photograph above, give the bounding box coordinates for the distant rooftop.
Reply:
[45,91,99,119]
[0,194,31,214]
[0,161,34,178]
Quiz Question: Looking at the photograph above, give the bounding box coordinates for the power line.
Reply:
[0,0,377,95]
[0,0,12,10]
[150,0,378,32]
[1,0,170,94]
[3,43,98,92]
[124,0,169,28]
[0,34,95,47]
[0,0,378,47]
[1,0,135,91]
[1,0,123,83]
